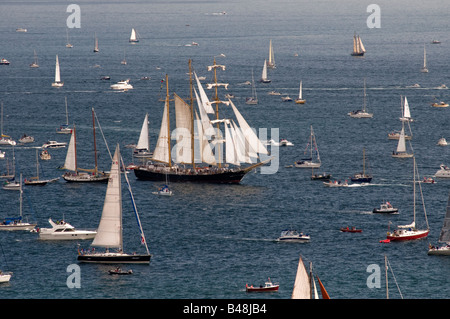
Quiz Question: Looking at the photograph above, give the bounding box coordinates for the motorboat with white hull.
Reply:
[38,219,97,240]
[373,201,398,214]
[276,229,310,242]
[434,164,450,178]
[77,144,151,264]
[110,79,133,91]
[42,141,67,149]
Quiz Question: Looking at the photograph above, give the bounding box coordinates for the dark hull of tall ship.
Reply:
[351,52,365,56]
[134,166,248,184]
[77,253,151,264]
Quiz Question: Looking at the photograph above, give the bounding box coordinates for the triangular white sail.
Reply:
[291,256,311,299]
[91,144,122,249]
[63,128,77,171]
[174,94,192,164]
[298,81,303,99]
[194,72,215,114]
[231,120,252,164]
[396,126,407,153]
[55,55,61,82]
[403,96,411,119]
[152,100,170,164]
[225,122,238,166]
[358,36,366,53]
[261,60,268,81]
[136,113,149,152]
[268,39,275,68]
[130,28,138,42]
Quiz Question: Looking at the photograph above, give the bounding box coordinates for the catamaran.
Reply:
[51,55,64,87]
[134,59,271,183]
[77,144,151,264]
[386,157,429,241]
[351,33,366,56]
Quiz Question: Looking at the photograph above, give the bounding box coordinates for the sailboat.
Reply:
[0,243,12,282]
[62,110,109,182]
[24,150,59,185]
[51,55,64,87]
[386,157,429,241]
[267,39,276,69]
[294,80,306,104]
[260,60,271,83]
[392,122,413,158]
[0,102,16,146]
[420,45,428,73]
[134,59,271,184]
[65,29,73,48]
[0,174,37,231]
[291,255,330,299]
[351,33,366,56]
[348,78,373,118]
[56,97,72,134]
[294,125,321,168]
[93,33,99,52]
[351,148,372,183]
[133,113,152,158]
[245,70,258,105]
[77,144,151,264]
[29,50,39,68]
[129,28,139,43]
[399,96,413,122]
[428,192,450,255]
[1,147,19,190]
[121,49,127,65]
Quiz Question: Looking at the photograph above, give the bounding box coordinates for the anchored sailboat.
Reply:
[24,149,59,185]
[267,39,276,69]
[351,148,372,183]
[246,70,258,105]
[351,33,366,56]
[392,122,413,158]
[62,109,109,182]
[294,125,321,168]
[56,97,72,134]
[386,157,429,241]
[294,81,306,104]
[51,55,64,87]
[291,255,330,299]
[78,144,151,264]
[29,50,39,68]
[348,78,373,118]
[260,60,271,83]
[428,192,450,255]
[421,45,428,73]
[134,59,271,183]
[0,102,16,146]
[133,113,152,158]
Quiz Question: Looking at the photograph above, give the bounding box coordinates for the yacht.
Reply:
[110,79,133,90]
[38,218,97,240]
[434,164,450,178]
[42,140,67,149]
[276,229,310,242]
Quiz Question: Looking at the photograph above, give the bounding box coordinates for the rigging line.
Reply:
[93,109,112,161]
[386,257,404,299]
[415,160,429,229]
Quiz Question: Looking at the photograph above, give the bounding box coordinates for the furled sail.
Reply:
[152,100,170,164]
[438,193,450,243]
[291,256,311,299]
[91,144,123,249]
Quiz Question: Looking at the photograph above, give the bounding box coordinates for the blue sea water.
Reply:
[0,0,449,301]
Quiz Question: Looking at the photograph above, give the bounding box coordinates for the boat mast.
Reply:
[165,74,172,168]
[188,59,195,169]
[363,148,366,176]
[413,156,416,228]
[212,58,222,168]
[385,255,389,299]
[363,78,367,112]
[92,108,98,175]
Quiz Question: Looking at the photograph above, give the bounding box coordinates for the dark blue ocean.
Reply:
[0,0,449,301]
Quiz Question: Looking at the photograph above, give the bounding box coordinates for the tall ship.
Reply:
[134,59,271,183]
[351,33,366,56]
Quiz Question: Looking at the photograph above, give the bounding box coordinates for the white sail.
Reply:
[403,96,411,119]
[194,72,215,114]
[130,28,137,42]
[438,193,450,243]
[291,256,311,299]
[136,113,149,152]
[261,60,268,81]
[174,94,192,164]
[396,126,407,153]
[229,100,268,156]
[54,55,61,83]
[358,36,366,53]
[232,120,252,164]
[225,122,238,166]
[298,81,303,99]
[268,39,275,68]
[63,128,77,171]
[194,110,216,165]
[152,100,170,164]
[91,144,122,249]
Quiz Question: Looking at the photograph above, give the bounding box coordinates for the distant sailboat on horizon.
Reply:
[351,33,366,56]
[267,39,276,69]
[93,33,99,52]
[51,55,64,87]
[260,60,271,83]
[421,45,428,73]
[129,28,139,43]
[29,50,39,68]
[294,80,306,104]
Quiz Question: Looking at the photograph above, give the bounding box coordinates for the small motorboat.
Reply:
[108,267,133,275]
[152,184,173,196]
[0,271,12,283]
[281,96,292,102]
[246,278,279,292]
[0,58,10,65]
[40,150,51,160]
[432,101,448,107]
[42,140,67,149]
[373,201,398,214]
[268,91,281,95]
[18,134,34,144]
[110,79,133,90]
[276,229,310,242]
[422,177,435,184]
[340,226,362,233]
[434,164,450,178]
[279,139,293,146]
[437,137,448,146]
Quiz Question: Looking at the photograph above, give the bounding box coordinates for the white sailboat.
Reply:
[260,60,271,83]
[51,55,64,87]
[348,78,373,118]
[129,28,139,43]
[56,97,72,134]
[386,157,429,241]
[77,144,152,264]
[428,192,450,255]
[29,50,39,68]
[294,80,306,104]
[24,149,59,185]
[0,102,16,146]
[392,122,413,158]
[351,33,366,56]
[0,174,37,231]
[62,109,109,182]
[246,70,258,105]
[65,29,73,48]
[291,255,330,299]
[93,33,99,52]
[400,96,413,122]
[295,125,321,168]
[267,39,276,69]
[133,113,152,158]
[420,45,428,73]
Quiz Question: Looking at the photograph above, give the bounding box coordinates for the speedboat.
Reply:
[108,267,133,275]
[246,278,279,292]
[281,96,292,102]
[422,177,435,184]
[0,58,10,65]
[276,229,310,242]
[42,140,67,149]
[434,164,450,178]
[437,138,448,146]
[18,134,34,144]
[38,218,97,240]
[110,79,133,90]
[437,84,448,89]
[432,101,449,107]
[373,201,398,214]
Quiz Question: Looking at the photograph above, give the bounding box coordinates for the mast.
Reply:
[363,78,367,112]
[189,60,195,169]
[413,156,416,227]
[385,255,389,299]
[92,108,98,175]
[165,74,171,167]
[363,148,366,176]
[212,58,222,168]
